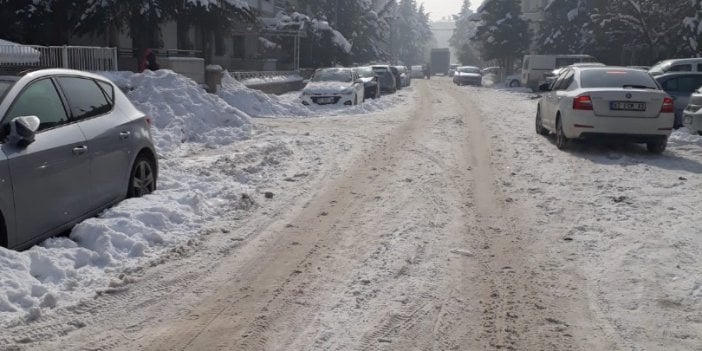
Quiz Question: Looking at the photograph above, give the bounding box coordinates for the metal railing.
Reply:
[229,70,301,81]
[0,45,118,71]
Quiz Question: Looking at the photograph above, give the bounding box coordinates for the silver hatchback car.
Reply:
[0,69,158,250]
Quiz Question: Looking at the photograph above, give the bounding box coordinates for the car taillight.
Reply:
[661,97,674,113]
[573,95,593,110]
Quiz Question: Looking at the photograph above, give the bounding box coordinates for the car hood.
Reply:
[303,81,353,95]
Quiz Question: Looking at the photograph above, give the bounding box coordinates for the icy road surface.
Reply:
[5,78,701,350]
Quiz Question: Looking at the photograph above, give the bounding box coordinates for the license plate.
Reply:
[317,97,334,104]
[684,115,693,125]
[610,101,646,111]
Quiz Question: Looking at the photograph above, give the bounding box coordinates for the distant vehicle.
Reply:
[300,68,365,106]
[0,69,158,250]
[448,64,460,77]
[354,66,380,100]
[453,66,483,86]
[505,73,521,88]
[431,48,451,76]
[394,66,410,87]
[371,65,398,94]
[521,54,598,91]
[410,65,425,79]
[654,72,702,128]
[649,58,702,77]
[536,66,674,153]
[683,89,702,135]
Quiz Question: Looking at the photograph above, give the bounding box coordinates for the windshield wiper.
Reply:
[623,84,656,89]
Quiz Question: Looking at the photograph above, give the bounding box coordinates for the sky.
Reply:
[420,0,481,21]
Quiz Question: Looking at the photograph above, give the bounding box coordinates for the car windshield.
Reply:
[0,80,15,101]
[459,67,481,74]
[313,69,352,82]
[580,69,659,89]
[356,67,374,78]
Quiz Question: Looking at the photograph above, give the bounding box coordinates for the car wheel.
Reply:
[646,140,667,154]
[509,80,520,88]
[535,107,549,136]
[128,154,157,198]
[556,116,568,150]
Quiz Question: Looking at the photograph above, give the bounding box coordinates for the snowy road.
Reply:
[5,78,701,350]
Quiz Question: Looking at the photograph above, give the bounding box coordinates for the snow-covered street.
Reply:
[1,76,701,350]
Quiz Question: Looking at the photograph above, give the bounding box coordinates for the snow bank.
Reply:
[102,70,252,155]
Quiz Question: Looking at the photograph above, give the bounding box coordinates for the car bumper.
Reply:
[682,111,702,132]
[563,111,675,139]
[454,78,482,85]
[301,94,355,106]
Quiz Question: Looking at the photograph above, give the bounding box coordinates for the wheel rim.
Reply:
[132,160,155,197]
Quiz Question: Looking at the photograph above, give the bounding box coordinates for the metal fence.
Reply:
[229,70,301,81]
[0,45,118,71]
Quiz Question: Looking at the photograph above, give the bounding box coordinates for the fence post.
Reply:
[61,46,69,68]
[111,47,118,71]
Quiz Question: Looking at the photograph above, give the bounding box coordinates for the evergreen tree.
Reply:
[536,0,593,55]
[392,0,432,65]
[450,0,482,65]
[682,0,702,57]
[471,0,530,70]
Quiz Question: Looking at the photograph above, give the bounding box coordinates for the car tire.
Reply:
[127,154,157,198]
[535,107,549,136]
[509,80,520,88]
[646,140,667,154]
[556,116,568,150]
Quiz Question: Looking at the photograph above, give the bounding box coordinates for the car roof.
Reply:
[18,68,111,82]
[653,72,702,79]
[658,58,702,65]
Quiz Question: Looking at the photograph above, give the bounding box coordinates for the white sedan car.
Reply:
[301,68,365,106]
[536,66,675,153]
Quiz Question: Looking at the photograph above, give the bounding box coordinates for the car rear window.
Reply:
[580,69,658,89]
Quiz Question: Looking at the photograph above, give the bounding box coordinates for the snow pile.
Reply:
[242,74,303,86]
[102,70,252,155]
[218,71,310,117]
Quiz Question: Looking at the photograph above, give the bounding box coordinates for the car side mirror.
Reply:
[538,83,551,92]
[8,116,40,147]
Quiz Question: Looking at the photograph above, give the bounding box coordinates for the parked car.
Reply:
[394,66,410,87]
[355,66,380,100]
[0,69,158,250]
[505,73,521,88]
[683,89,702,135]
[410,65,425,79]
[300,68,365,106]
[649,58,702,77]
[654,72,702,128]
[535,66,674,153]
[371,65,397,94]
[448,64,460,77]
[522,54,598,91]
[388,66,402,91]
[453,66,483,86]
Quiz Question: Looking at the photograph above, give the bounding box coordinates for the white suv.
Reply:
[649,58,702,77]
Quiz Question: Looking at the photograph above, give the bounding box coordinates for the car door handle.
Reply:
[72,145,88,155]
[119,131,131,139]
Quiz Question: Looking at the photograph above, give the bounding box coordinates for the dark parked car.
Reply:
[371,65,397,94]
[0,69,158,250]
[355,66,380,100]
[654,72,702,128]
